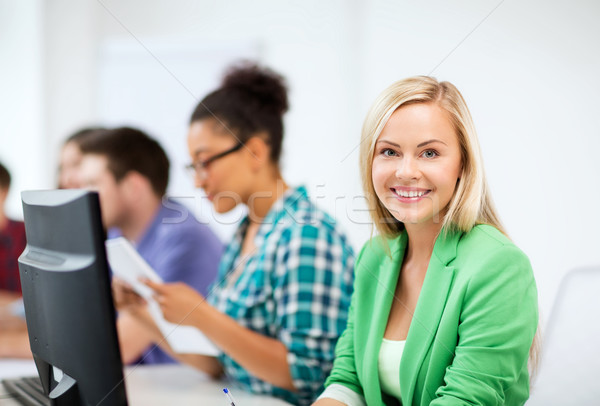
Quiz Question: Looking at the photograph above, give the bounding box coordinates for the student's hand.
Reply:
[144,280,206,326]
[112,278,145,311]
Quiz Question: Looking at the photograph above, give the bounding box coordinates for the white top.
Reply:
[378,338,405,401]
[316,338,406,405]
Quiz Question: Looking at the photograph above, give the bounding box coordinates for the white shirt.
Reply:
[317,338,406,405]
[378,338,405,401]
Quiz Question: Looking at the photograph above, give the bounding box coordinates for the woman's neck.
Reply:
[246,171,289,224]
[403,220,443,267]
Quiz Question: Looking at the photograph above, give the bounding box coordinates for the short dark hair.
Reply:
[0,161,10,190]
[190,61,289,164]
[79,127,170,197]
[64,126,105,146]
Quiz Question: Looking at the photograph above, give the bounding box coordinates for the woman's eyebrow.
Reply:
[376,139,448,148]
[376,139,401,148]
[417,139,447,148]
[192,148,209,157]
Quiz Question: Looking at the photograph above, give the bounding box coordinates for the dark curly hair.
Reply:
[190,62,289,164]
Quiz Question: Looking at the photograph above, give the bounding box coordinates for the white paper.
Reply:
[105,237,161,299]
[147,301,220,356]
[105,237,220,356]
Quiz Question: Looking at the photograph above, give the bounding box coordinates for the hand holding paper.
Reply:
[105,237,220,356]
[144,280,205,327]
[112,278,146,310]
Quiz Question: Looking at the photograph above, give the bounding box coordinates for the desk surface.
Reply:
[0,360,291,405]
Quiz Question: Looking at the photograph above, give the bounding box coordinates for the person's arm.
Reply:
[111,278,154,364]
[431,245,538,404]
[117,313,157,364]
[268,223,356,400]
[146,280,296,391]
[313,399,347,406]
[312,283,364,405]
[146,222,356,397]
[123,301,224,377]
[118,221,221,366]
[313,240,375,406]
[147,221,355,398]
[0,290,21,305]
[0,292,32,359]
[0,330,32,358]
[112,278,222,377]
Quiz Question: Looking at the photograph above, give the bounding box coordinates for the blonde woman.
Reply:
[314,77,538,405]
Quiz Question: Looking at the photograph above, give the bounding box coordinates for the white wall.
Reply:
[358,0,600,318]
[0,0,46,218]
[2,0,600,337]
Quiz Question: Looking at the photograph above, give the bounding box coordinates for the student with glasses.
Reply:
[114,62,355,406]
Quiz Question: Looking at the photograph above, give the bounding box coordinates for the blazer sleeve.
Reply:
[322,244,368,398]
[431,244,538,405]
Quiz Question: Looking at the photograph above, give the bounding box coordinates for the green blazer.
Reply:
[324,225,538,405]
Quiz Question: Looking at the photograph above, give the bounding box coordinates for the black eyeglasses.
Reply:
[185,142,244,179]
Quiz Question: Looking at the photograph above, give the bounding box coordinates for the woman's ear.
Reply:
[244,134,270,170]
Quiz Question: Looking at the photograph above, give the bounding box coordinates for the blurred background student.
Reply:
[78,127,223,365]
[114,63,355,406]
[58,127,104,189]
[0,161,30,358]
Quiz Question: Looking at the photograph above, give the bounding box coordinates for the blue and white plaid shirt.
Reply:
[207,186,355,405]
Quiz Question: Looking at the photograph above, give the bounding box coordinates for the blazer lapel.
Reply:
[362,232,407,404]
[400,229,461,405]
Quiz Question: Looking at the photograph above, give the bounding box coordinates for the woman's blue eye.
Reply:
[422,150,438,158]
[382,148,396,157]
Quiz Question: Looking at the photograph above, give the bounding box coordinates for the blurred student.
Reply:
[78,127,223,364]
[0,161,30,358]
[58,127,104,189]
[0,162,25,295]
[314,77,538,406]
[114,63,355,405]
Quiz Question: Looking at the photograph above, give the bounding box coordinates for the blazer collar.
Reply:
[400,227,462,404]
[362,231,407,404]
[360,228,463,405]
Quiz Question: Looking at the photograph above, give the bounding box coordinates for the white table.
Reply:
[0,360,292,405]
[0,359,37,380]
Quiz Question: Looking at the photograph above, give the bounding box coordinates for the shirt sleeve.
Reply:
[272,222,354,401]
[152,225,223,296]
[322,242,367,398]
[431,244,538,405]
[317,383,367,406]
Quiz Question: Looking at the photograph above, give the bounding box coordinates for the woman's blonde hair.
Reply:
[359,75,540,378]
[360,75,504,238]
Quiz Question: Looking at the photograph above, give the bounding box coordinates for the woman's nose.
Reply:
[195,171,206,189]
[395,156,420,180]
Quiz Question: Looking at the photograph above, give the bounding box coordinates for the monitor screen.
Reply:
[18,189,127,405]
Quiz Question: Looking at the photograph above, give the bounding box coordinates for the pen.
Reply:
[223,387,237,406]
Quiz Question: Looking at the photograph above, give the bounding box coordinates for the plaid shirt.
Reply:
[0,219,27,293]
[208,186,355,405]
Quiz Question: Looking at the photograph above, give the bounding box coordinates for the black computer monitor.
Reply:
[18,189,127,406]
